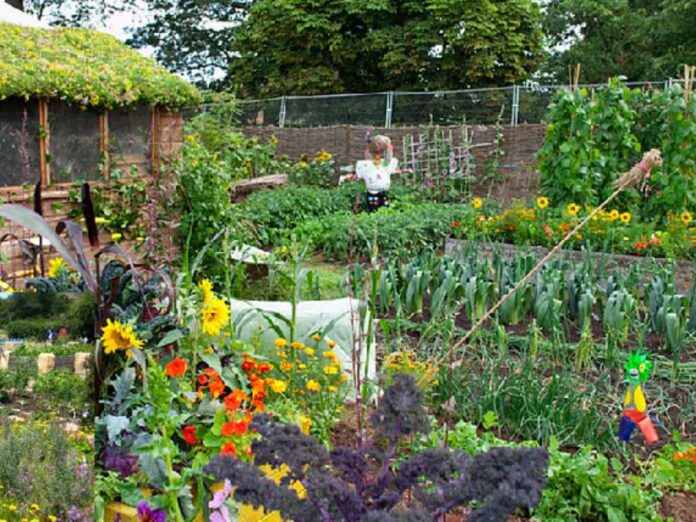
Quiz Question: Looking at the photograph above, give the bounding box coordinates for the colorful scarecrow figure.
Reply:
[618,351,659,444]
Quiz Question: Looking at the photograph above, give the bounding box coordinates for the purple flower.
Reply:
[209,480,232,522]
[137,502,166,522]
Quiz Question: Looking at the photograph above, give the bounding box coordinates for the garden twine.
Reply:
[419,150,663,385]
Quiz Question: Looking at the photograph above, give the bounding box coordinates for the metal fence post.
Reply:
[510,85,520,126]
[385,92,394,129]
[278,96,287,128]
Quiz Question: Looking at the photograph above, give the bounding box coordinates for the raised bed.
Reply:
[445,238,695,291]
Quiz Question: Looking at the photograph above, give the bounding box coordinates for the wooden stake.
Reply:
[37,98,50,186]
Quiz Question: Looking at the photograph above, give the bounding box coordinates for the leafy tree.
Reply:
[127,1,253,87]
[540,0,695,83]
[230,0,543,97]
[22,0,128,27]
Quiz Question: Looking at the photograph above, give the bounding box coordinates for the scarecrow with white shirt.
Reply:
[343,130,399,212]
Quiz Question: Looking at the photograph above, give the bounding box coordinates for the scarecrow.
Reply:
[618,351,659,444]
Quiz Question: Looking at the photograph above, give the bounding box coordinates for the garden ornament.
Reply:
[419,149,664,384]
[618,351,659,444]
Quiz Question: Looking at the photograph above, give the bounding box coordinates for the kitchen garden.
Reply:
[1,78,695,521]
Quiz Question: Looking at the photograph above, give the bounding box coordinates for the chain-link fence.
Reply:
[225,79,687,128]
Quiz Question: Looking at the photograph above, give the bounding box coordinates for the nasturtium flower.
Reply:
[201,296,230,336]
[165,357,188,378]
[620,212,631,224]
[182,425,198,444]
[566,203,580,216]
[257,362,272,374]
[220,441,237,457]
[47,257,69,278]
[472,197,483,210]
[101,319,143,356]
[306,380,321,392]
[198,278,214,303]
[221,419,249,436]
[536,196,549,210]
[224,389,247,411]
[681,211,692,224]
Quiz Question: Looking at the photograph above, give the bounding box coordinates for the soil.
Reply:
[660,492,696,522]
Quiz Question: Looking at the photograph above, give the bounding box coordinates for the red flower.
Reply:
[198,374,208,385]
[182,425,198,444]
[165,357,188,378]
[450,221,461,228]
[257,362,272,374]
[224,390,248,411]
[220,441,237,457]
[221,419,250,436]
[247,373,259,383]
[241,359,256,373]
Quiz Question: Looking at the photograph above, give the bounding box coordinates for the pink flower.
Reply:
[209,479,232,522]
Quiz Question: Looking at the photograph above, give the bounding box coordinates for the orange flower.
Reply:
[221,418,250,436]
[209,379,225,398]
[257,362,272,374]
[220,441,237,457]
[225,389,248,411]
[241,358,256,373]
[165,357,188,378]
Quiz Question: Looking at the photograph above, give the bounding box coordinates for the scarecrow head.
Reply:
[624,351,653,385]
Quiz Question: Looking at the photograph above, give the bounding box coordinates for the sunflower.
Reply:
[681,211,692,225]
[609,209,620,221]
[620,212,631,224]
[47,257,69,278]
[566,203,580,216]
[201,295,230,336]
[101,319,143,356]
[198,278,214,303]
[316,151,332,162]
[536,196,549,210]
[472,197,483,210]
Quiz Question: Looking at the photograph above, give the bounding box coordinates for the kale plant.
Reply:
[205,374,549,522]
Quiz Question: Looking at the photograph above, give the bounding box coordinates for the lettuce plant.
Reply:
[205,374,549,521]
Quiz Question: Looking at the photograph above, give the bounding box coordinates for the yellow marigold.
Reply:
[291,341,305,349]
[198,278,214,303]
[681,211,692,225]
[323,350,336,360]
[270,380,288,393]
[566,203,580,216]
[306,380,321,392]
[324,366,338,375]
[472,197,483,210]
[280,361,293,372]
[200,295,230,336]
[298,363,307,370]
[275,338,289,348]
[304,348,315,356]
[299,414,312,435]
[101,318,143,356]
[328,385,338,392]
[536,196,549,210]
[312,334,322,342]
[326,340,337,348]
[47,257,68,278]
[620,212,631,224]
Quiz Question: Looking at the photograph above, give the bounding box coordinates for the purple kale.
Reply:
[103,445,139,477]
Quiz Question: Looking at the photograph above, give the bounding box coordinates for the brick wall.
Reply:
[242,124,545,203]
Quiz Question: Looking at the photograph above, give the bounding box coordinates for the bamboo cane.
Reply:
[419,149,663,383]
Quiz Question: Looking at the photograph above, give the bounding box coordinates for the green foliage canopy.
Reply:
[0,22,201,108]
[230,0,544,97]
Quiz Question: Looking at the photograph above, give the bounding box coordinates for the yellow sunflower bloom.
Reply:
[536,196,549,210]
[101,319,143,356]
[316,151,332,162]
[681,211,692,225]
[47,257,69,278]
[620,212,631,224]
[200,296,230,336]
[566,203,580,216]
[609,209,620,221]
[472,197,483,210]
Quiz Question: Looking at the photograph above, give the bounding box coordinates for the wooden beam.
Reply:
[99,111,110,180]
[150,107,159,173]
[37,98,50,186]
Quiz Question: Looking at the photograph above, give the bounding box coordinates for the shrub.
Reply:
[0,292,71,328]
[5,319,63,341]
[33,370,91,418]
[67,292,97,340]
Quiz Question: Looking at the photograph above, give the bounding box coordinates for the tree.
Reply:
[127,1,253,87]
[23,0,129,26]
[229,0,544,97]
[539,0,696,83]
